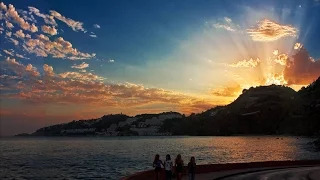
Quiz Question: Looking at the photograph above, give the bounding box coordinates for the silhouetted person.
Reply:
[164,154,173,180]
[175,154,184,180]
[188,157,196,180]
[153,154,163,180]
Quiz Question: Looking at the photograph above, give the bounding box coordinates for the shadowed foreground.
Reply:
[122,160,320,180]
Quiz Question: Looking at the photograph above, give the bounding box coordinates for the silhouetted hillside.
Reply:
[27,78,320,136]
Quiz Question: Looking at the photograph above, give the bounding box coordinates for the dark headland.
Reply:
[17,76,320,137]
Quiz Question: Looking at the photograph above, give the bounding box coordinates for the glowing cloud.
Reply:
[23,35,96,60]
[6,31,12,37]
[294,42,302,50]
[230,58,261,68]
[247,19,297,41]
[274,54,288,66]
[5,20,14,29]
[41,25,58,35]
[211,84,242,97]
[265,73,287,85]
[14,30,25,39]
[0,60,214,113]
[4,3,38,32]
[284,48,320,85]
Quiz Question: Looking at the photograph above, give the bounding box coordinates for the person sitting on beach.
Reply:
[164,154,173,180]
[153,154,163,180]
[188,156,196,180]
[175,154,184,180]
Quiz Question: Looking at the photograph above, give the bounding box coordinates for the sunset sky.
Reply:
[1,0,320,136]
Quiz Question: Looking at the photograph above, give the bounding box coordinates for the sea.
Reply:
[0,136,319,180]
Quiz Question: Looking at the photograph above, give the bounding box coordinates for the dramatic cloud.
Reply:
[3,57,40,78]
[1,60,215,113]
[229,58,261,68]
[247,19,297,42]
[4,3,38,32]
[71,62,89,69]
[23,35,96,60]
[89,34,97,38]
[284,48,320,85]
[28,6,57,26]
[14,30,25,39]
[41,25,58,35]
[264,73,287,85]
[50,10,85,32]
[294,42,302,50]
[93,24,100,28]
[274,54,288,66]
[211,84,242,97]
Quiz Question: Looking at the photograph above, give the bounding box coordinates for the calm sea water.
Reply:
[0,136,319,180]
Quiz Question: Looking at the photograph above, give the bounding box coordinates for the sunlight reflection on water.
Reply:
[0,136,319,179]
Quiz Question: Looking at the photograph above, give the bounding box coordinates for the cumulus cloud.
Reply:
[1,60,215,113]
[93,24,100,28]
[14,30,25,39]
[59,71,104,81]
[89,34,97,38]
[4,57,40,78]
[284,48,320,85]
[0,2,7,10]
[41,25,58,35]
[28,6,57,26]
[229,58,261,68]
[23,35,95,60]
[211,84,242,97]
[274,54,288,66]
[247,19,297,42]
[50,10,85,32]
[4,3,38,32]
[5,21,14,29]
[6,31,12,37]
[71,62,89,69]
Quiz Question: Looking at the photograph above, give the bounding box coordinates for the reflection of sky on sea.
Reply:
[1,136,319,180]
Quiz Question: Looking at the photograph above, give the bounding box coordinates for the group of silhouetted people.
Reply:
[153,154,196,180]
